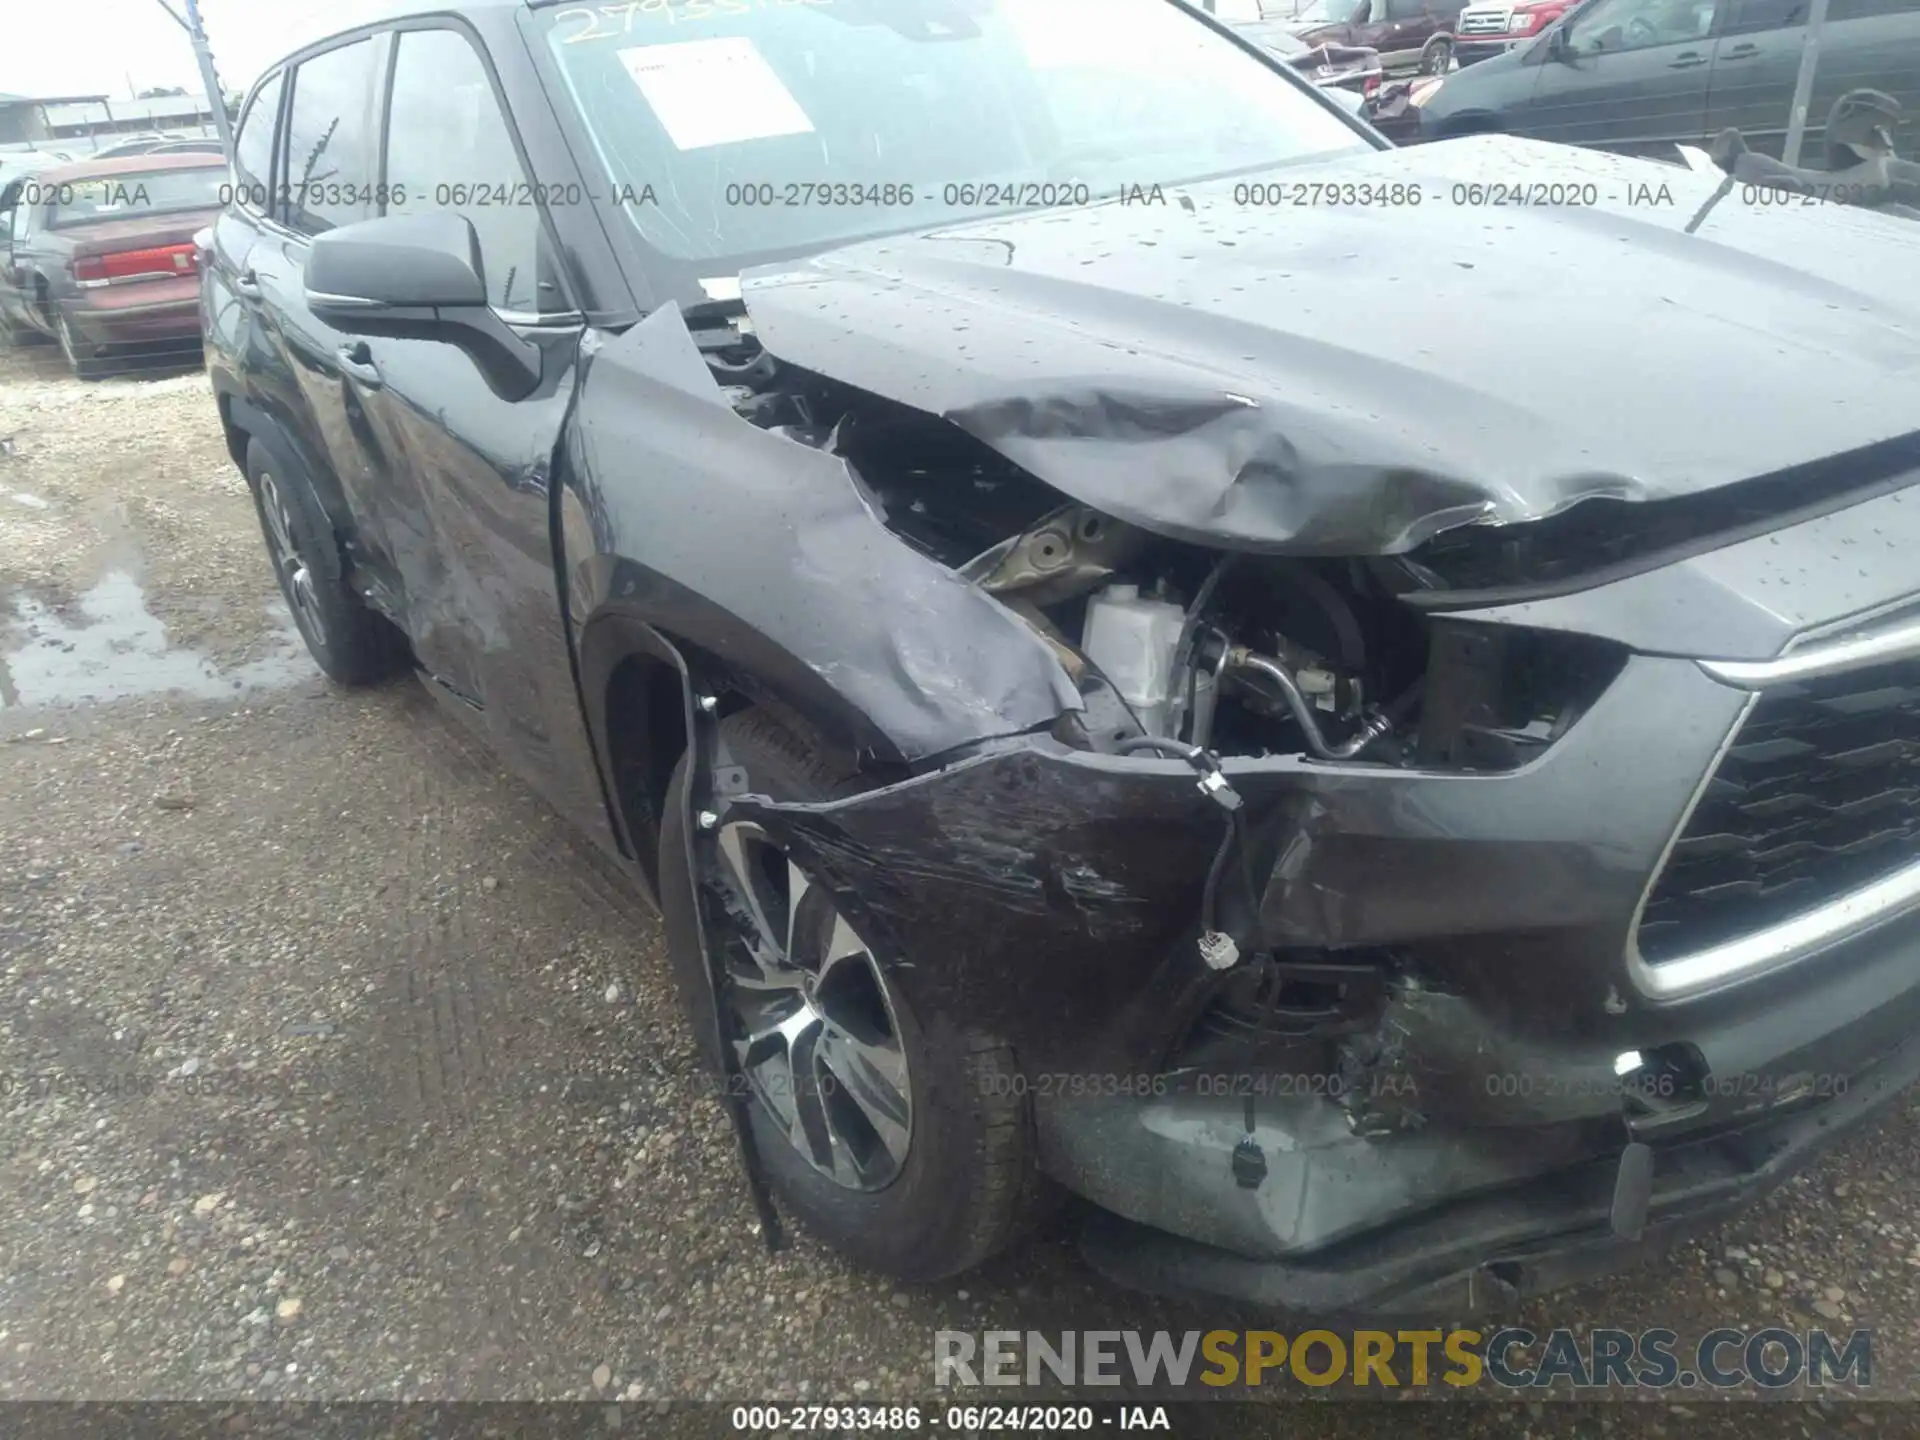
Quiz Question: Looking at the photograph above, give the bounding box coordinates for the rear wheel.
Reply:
[659,707,1057,1280]
[245,439,409,687]
[1420,36,1456,75]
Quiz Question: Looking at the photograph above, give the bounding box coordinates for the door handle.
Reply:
[233,267,261,298]
[337,341,383,388]
[1719,42,1762,59]
[1668,51,1708,68]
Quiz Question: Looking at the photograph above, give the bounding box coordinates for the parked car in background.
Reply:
[0,149,77,193]
[1417,0,1920,158]
[1286,0,1467,72]
[89,133,226,159]
[90,133,176,158]
[1452,0,1586,63]
[1234,16,1388,95]
[0,153,224,377]
[144,139,227,156]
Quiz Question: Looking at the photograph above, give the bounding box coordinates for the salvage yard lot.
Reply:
[0,343,1912,1433]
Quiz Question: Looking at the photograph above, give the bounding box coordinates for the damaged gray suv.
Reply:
[204,0,1920,1314]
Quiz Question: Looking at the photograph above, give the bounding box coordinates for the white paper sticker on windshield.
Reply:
[617,38,815,152]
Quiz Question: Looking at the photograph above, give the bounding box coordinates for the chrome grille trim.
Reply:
[1700,616,1920,689]
[1630,604,1920,1001]
[1629,845,1920,1001]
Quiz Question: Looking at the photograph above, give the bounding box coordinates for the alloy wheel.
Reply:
[710,820,913,1190]
[258,470,326,646]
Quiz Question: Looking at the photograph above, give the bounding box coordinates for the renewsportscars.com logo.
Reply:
[934,1328,1872,1390]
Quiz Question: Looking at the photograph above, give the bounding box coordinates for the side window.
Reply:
[1721,0,1807,31]
[384,28,566,315]
[1829,0,1919,15]
[1386,0,1428,18]
[283,39,382,237]
[233,69,285,209]
[1571,0,1718,51]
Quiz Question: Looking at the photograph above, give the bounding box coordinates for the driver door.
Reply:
[1523,0,1722,151]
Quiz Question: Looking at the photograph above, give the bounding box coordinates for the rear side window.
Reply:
[283,39,383,236]
[1721,0,1808,32]
[233,70,284,208]
[383,27,566,314]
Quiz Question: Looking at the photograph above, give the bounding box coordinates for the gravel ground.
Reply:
[0,340,1912,1436]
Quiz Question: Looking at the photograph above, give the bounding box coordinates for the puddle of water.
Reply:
[0,570,313,711]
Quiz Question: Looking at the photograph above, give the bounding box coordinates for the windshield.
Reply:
[539,0,1366,283]
[44,167,225,229]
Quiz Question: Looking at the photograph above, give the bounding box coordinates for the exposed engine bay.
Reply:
[696,310,1623,769]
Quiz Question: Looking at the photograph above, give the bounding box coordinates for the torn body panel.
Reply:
[562,304,1082,764]
[720,653,1737,1077]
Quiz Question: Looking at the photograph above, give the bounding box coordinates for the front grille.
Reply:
[1459,11,1513,33]
[1638,657,1920,963]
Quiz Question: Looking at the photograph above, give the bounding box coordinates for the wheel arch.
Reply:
[218,393,357,558]
[577,609,919,891]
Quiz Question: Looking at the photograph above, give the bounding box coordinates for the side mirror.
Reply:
[305,212,541,401]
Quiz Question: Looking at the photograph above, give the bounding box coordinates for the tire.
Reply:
[56,312,111,381]
[244,438,409,687]
[1420,36,1455,75]
[659,706,1058,1281]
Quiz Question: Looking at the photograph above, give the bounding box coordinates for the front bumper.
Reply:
[1079,1010,1920,1316]
[1065,880,1920,1313]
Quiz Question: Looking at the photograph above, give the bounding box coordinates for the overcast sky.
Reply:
[0,0,416,101]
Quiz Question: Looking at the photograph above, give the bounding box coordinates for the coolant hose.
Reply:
[1229,649,1392,761]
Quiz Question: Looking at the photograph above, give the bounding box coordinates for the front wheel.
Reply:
[658,707,1058,1280]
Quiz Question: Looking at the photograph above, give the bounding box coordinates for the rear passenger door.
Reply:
[203,67,284,377]
[1702,0,1810,152]
[239,36,435,637]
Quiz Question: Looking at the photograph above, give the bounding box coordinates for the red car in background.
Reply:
[0,152,224,379]
[1451,0,1583,65]
[1285,0,1467,74]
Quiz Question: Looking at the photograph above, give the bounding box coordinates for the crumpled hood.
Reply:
[739,134,1920,555]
